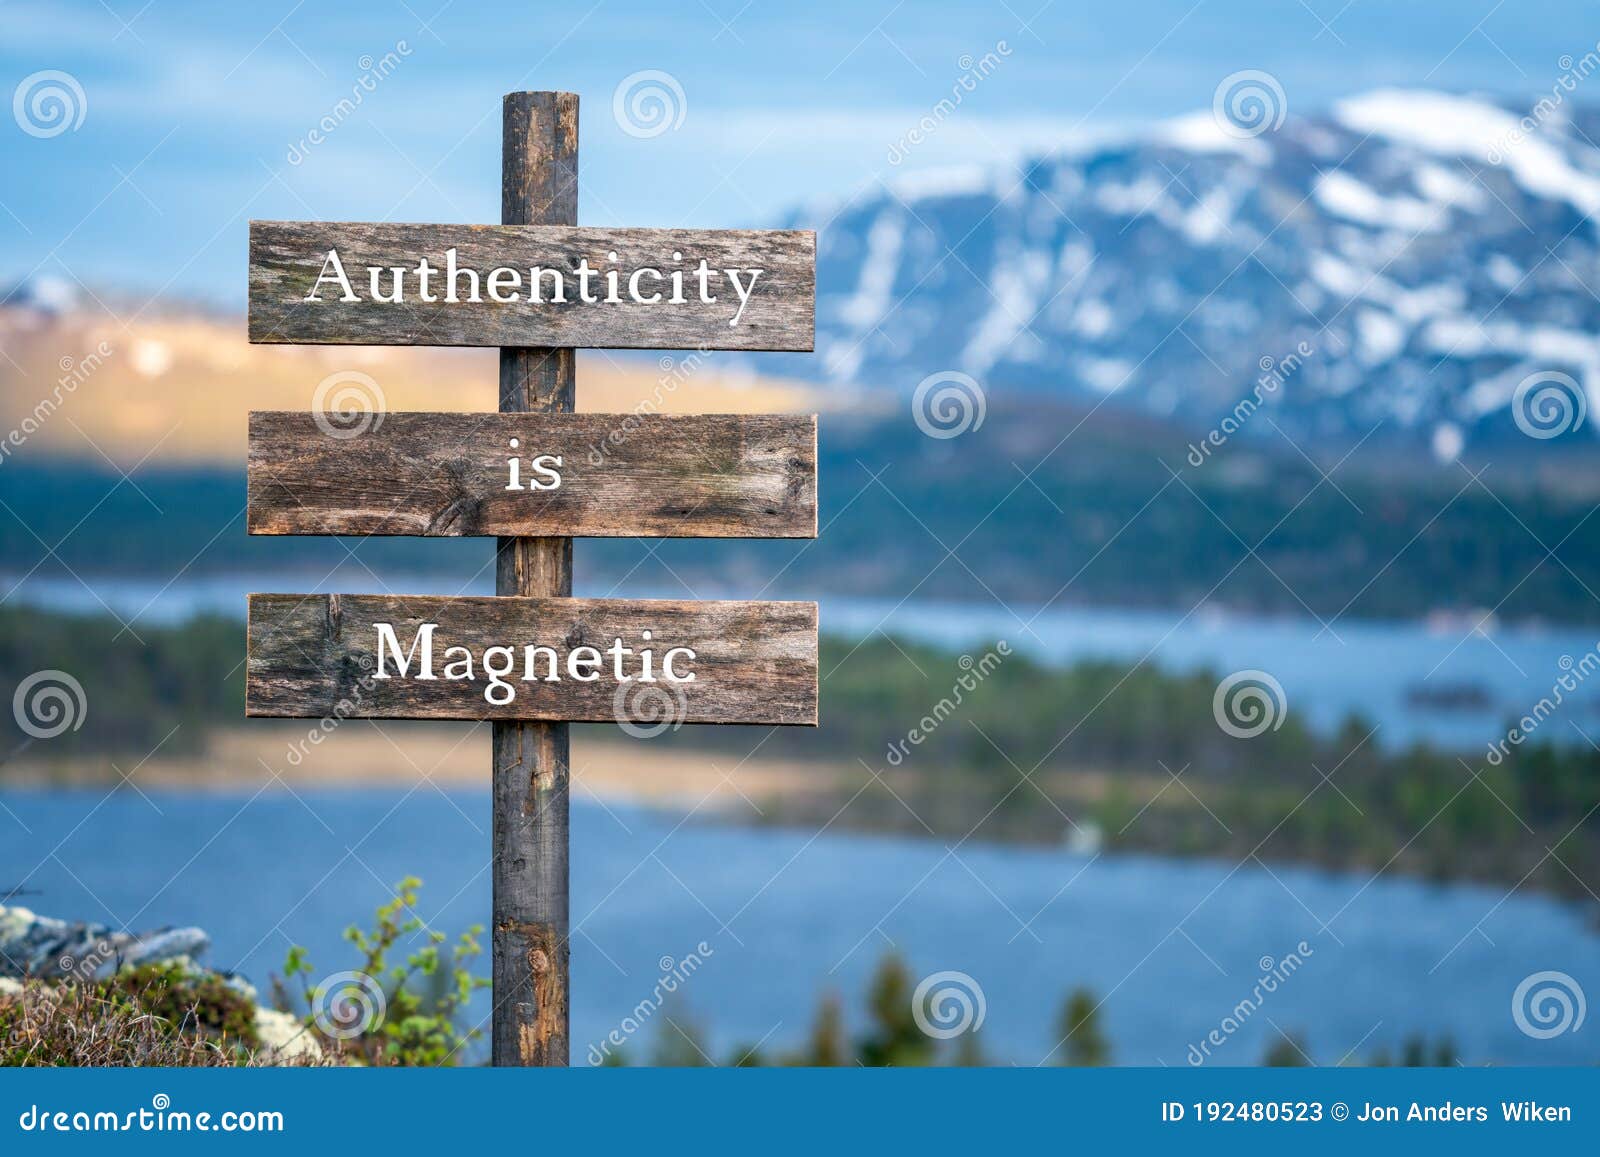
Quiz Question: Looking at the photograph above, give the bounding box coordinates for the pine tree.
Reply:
[1262,1030,1310,1066]
[1056,987,1110,1066]
[651,1012,712,1067]
[858,953,933,1066]
[807,991,848,1066]
[1400,1034,1426,1067]
[728,1043,767,1067]
[952,1029,986,1067]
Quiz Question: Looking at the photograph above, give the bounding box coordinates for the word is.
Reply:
[504,440,562,491]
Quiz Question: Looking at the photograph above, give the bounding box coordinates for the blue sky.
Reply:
[3,0,1596,304]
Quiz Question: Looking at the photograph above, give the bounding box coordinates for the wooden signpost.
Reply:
[247,412,817,538]
[244,91,818,1066]
[247,594,818,725]
[249,221,815,350]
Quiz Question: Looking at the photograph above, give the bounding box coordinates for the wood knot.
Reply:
[529,947,550,974]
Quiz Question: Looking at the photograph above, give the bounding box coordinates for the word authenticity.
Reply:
[306,247,767,327]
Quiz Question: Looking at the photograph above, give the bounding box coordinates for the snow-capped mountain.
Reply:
[777,89,1600,450]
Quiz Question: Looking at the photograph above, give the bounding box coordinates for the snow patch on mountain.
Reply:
[766,88,1600,445]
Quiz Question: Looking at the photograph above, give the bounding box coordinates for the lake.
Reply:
[7,569,1600,751]
[1,789,1594,1066]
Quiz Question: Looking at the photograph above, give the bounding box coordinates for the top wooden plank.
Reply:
[248,221,815,351]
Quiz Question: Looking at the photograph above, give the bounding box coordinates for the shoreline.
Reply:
[0,725,839,815]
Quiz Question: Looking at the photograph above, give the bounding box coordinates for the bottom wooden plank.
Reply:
[246,594,818,725]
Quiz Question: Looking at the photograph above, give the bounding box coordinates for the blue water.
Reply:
[2,790,1595,1066]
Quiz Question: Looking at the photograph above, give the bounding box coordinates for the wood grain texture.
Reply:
[494,90,578,1069]
[247,412,818,538]
[248,220,815,351]
[245,593,819,725]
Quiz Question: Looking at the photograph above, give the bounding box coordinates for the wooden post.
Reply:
[492,90,578,1067]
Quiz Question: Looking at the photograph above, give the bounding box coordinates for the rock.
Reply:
[253,1007,322,1063]
[0,906,327,1063]
[0,904,211,980]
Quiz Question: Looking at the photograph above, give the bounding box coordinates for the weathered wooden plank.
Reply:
[247,411,818,539]
[246,594,819,725]
[248,221,815,350]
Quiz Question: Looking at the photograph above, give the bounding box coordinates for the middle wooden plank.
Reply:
[248,411,817,538]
